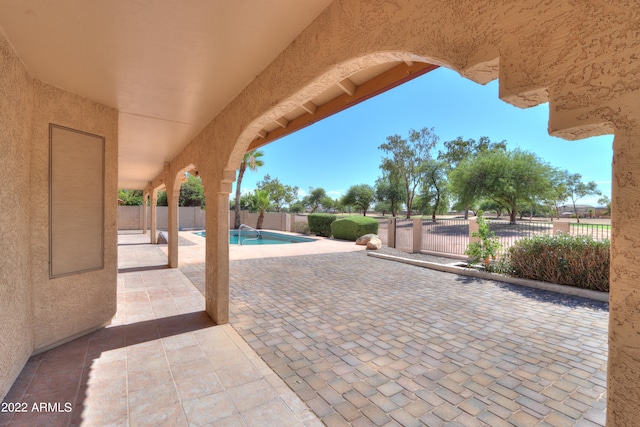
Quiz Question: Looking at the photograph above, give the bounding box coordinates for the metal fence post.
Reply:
[413,218,422,253]
[388,217,396,248]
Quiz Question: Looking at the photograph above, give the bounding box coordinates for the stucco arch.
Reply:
[155,2,640,422]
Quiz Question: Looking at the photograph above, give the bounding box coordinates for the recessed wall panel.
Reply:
[49,124,104,278]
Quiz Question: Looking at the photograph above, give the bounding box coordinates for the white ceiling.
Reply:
[0,0,333,189]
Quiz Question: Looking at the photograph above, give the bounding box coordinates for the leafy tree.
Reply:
[439,136,506,219]
[478,199,505,217]
[375,170,405,217]
[379,127,439,218]
[305,187,327,213]
[342,184,375,216]
[118,189,143,205]
[289,201,305,214]
[598,195,611,215]
[156,190,168,206]
[234,150,264,228]
[321,196,336,213]
[544,169,571,219]
[179,174,205,207]
[256,174,299,212]
[449,148,554,224]
[564,173,601,223]
[420,158,449,222]
[438,136,507,166]
[374,201,391,216]
[248,189,270,229]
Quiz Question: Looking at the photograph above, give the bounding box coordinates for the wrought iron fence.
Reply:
[488,220,554,252]
[421,218,468,255]
[569,223,611,241]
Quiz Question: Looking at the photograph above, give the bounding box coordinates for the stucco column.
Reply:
[150,187,158,244]
[204,170,234,325]
[167,177,180,268]
[142,189,149,235]
[608,126,640,424]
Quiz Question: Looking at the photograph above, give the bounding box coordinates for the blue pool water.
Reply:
[194,230,316,245]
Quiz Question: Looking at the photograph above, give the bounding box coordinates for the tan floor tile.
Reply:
[127,366,173,392]
[174,371,224,401]
[169,357,215,383]
[241,399,305,427]
[128,382,179,418]
[226,379,279,413]
[182,392,237,425]
[215,360,264,389]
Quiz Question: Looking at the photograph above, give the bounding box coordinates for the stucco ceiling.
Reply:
[0,0,334,189]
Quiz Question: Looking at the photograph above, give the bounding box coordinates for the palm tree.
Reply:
[249,190,271,229]
[234,150,264,228]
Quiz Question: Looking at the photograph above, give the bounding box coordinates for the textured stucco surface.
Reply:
[0,29,118,400]
[0,31,35,401]
[151,1,640,423]
[31,80,118,350]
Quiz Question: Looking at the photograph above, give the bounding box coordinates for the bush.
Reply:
[308,213,337,237]
[499,234,609,292]
[292,221,310,235]
[331,216,379,241]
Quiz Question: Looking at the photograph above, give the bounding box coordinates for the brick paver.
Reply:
[182,251,608,426]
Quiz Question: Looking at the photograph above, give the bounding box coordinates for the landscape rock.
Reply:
[356,233,378,246]
[366,236,382,250]
[157,231,169,244]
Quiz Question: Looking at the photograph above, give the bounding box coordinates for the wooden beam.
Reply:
[247,62,439,152]
[302,101,317,115]
[275,117,289,128]
[337,78,357,96]
[257,129,268,139]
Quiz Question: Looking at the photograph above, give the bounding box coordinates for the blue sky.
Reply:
[234,66,613,207]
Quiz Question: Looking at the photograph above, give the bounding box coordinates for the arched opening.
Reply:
[198,61,613,425]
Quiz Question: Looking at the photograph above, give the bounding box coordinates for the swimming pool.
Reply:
[194,230,316,245]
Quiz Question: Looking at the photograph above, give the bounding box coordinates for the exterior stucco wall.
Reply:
[0,31,35,400]
[31,81,118,351]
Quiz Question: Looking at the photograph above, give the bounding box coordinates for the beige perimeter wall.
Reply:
[0,31,35,401]
[0,32,118,399]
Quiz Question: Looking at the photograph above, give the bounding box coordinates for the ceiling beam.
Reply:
[247,62,439,152]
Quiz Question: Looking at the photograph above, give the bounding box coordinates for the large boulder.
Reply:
[157,231,169,244]
[356,233,378,246]
[366,236,382,250]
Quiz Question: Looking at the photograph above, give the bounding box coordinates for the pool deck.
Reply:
[170,229,366,264]
[1,230,609,426]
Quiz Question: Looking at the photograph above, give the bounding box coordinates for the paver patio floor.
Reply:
[182,251,609,426]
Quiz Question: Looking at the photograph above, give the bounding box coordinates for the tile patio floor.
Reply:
[181,235,609,427]
[1,231,610,426]
[0,232,319,426]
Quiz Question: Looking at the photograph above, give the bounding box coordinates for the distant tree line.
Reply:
[119,128,606,226]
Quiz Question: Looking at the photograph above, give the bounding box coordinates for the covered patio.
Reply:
[1,1,638,425]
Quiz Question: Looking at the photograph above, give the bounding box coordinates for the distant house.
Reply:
[559,204,600,217]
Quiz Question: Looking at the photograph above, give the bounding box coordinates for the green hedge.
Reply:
[499,234,609,292]
[331,216,379,241]
[308,213,337,237]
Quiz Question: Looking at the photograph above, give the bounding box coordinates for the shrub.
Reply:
[308,213,337,237]
[331,216,379,241]
[292,221,310,235]
[465,211,502,269]
[500,234,609,292]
